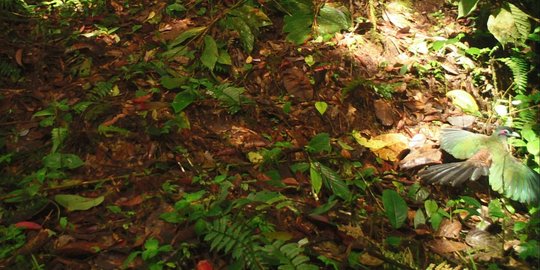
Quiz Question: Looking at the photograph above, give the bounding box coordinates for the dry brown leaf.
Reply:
[282,67,314,101]
[428,238,468,253]
[435,219,462,239]
[374,99,395,126]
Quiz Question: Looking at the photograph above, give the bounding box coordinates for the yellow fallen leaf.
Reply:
[353,131,409,161]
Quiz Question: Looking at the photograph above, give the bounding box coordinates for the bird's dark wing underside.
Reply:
[419,149,492,187]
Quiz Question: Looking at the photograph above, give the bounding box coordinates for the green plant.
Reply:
[0,225,26,259]
[124,238,174,270]
[280,0,352,44]
[342,78,398,99]
[203,216,267,269]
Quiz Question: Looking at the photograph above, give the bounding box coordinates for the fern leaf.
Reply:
[498,57,528,93]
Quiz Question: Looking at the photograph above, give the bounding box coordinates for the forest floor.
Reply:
[1,0,539,269]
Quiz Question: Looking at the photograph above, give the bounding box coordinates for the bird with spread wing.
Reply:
[419,127,540,204]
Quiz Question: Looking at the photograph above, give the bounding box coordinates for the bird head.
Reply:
[495,126,520,139]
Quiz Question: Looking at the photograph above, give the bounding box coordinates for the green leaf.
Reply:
[51,127,68,153]
[201,35,218,70]
[225,17,255,52]
[217,49,232,65]
[310,163,323,195]
[317,162,351,201]
[315,101,328,115]
[424,199,438,217]
[171,91,197,113]
[54,194,104,211]
[160,76,185,90]
[414,210,426,228]
[43,153,84,170]
[283,13,313,45]
[460,196,482,208]
[306,133,331,153]
[168,26,206,48]
[430,212,443,230]
[458,0,479,18]
[382,189,408,229]
[317,5,351,36]
[488,199,505,219]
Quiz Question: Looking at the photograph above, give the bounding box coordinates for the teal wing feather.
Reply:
[440,129,488,159]
[489,154,540,204]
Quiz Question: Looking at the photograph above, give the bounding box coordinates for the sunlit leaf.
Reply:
[315,101,328,115]
[446,89,479,115]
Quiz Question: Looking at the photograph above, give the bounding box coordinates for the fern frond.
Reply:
[0,59,21,78]
[204,216,267,269]
[263,240,318,270]
[498,57,529,94]
[87,81,115,101]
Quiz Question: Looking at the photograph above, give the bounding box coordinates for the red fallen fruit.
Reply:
[196,260,213,270]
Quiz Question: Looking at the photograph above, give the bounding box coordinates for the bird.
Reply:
[419,127,540,204]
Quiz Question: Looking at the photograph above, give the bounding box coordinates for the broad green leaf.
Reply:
[424,199,439,217]
[33,107,55,117]
[201,35,218,71]
[527,138,539,155]
[51,127,68,153]
[310,163,323,195]
[430,212,443,230]
[171,91,197,113]
[168,26,206,48]
[283,13,313,45]
[317,5,351,36]
[306,133,331,153]
[43,153,84,170]
[160,76,185,90]
[460,196,482,208]
[225,17,255,52]
[217,49,232,65]
[315,101,328,115]
[414,210,426,228]
[458,0,479,18]
[317,162,351,201]
[54,194,104,211]
[382,190,408,229]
